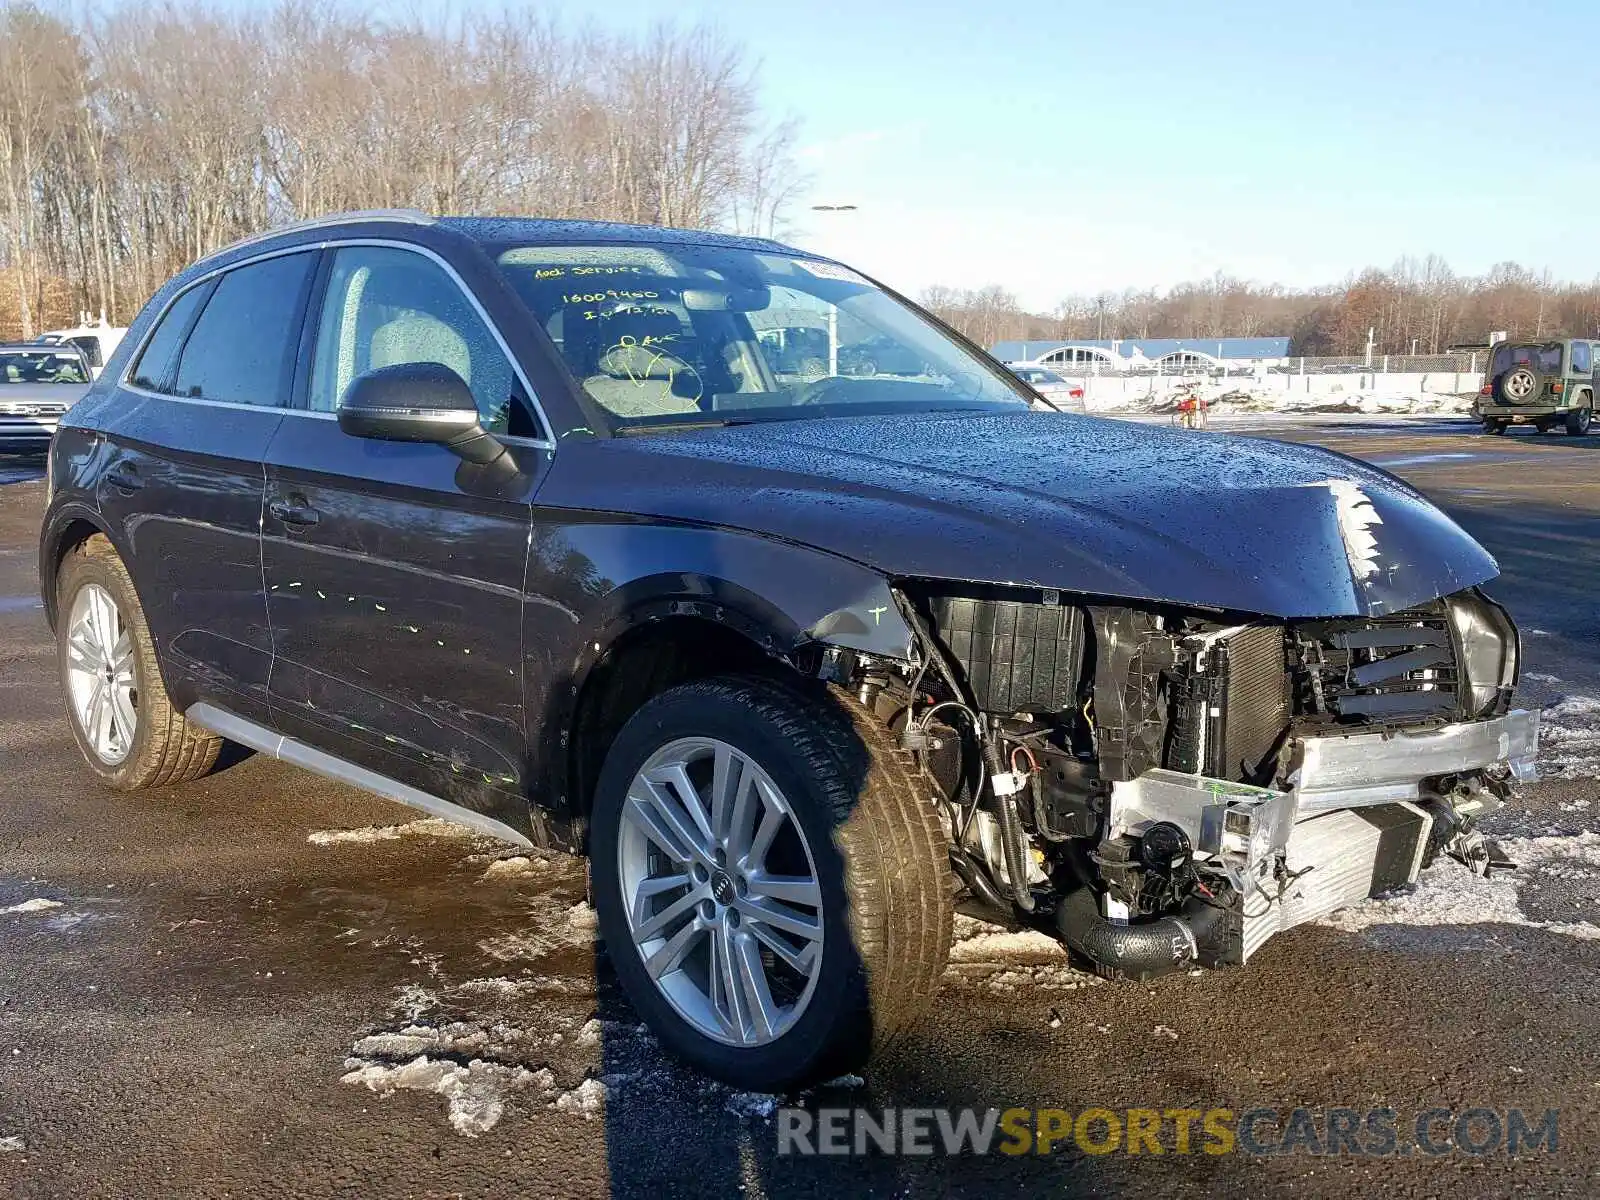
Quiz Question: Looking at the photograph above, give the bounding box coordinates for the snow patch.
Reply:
[553,1077,607,1119]
[945,912,1100,989]
[308,818,480,846]
[480,855,554,880]
[725,1091,780,1120]
[1536,695,1600,778]
[477,900,598,963]
[0,1135,24,1153]
[0,898,62,916]
[341,1056,554,1136]
[1322,832,1600,942]
[1095,382,1476,419]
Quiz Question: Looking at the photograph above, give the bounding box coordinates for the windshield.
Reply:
[492,243,1028,428]
[0,349,88,384]
[1492,342,1564,375]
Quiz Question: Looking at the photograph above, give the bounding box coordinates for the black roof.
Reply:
[439,215,798,255]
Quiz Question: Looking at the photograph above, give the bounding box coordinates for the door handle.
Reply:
[105,466,140,493]
[268,498,320,527]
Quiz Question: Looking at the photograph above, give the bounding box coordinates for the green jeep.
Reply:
[1475,338,1596,435]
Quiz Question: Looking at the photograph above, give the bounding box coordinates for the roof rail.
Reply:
[210,209,435,259]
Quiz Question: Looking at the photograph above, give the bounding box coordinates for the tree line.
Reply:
[922,257,1600,356]
[0,2,801,339]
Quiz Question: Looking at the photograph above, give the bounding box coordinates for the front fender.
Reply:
[520,520,915,843]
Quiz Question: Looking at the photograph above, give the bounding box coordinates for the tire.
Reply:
[56,534,222,790]
[1481,418,1506,435]
[589,675,952,1091]
[1493,366,1542,406]
[1566,406,1592,436]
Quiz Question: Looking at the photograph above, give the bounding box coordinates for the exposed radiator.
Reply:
[1166,625,1291,783]
[1219,625,1292,780]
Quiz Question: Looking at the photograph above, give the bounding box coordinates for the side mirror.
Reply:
[338,362,502,465]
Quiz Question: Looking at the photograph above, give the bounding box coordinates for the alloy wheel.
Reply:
[64,582,136,765]
[617,737,825,1047]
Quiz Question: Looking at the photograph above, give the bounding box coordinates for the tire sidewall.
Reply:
[56,550,154,787]
[589,680,871,1089]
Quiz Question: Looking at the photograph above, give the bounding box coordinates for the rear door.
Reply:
[97,249,320,722]
[261,242,551,824]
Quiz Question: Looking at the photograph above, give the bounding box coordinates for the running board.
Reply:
[185,702,534,849]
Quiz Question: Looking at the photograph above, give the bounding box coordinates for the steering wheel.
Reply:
[792,376,849,406]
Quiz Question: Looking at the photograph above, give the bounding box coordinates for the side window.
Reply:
[309,245,534,436]
[172,252,317,406]
[1573,342,1591,373]
[128,282,212,393]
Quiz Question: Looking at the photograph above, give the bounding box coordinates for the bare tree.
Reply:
[0,2,804,333]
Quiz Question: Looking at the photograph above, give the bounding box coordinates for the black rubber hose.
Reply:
[982,741,1035,912]
[949,848,1011,914]
[1053,886,1230,980]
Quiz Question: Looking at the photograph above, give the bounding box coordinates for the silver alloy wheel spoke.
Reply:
[66,583,136,766]
[617,736,825,1048]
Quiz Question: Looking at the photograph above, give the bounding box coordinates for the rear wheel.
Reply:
[1481,418,1506,435]
[589,675,952,1090]
[1566,406,1592,436]
[56,535,222,789]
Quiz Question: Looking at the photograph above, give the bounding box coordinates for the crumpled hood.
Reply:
[569,410,1497,618]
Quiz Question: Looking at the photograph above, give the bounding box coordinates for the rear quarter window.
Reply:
[129,282,213,393]
[170,251,318,407]
[1573,341,1592,373]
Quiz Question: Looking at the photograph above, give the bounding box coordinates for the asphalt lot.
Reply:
[1,415,1598,1198]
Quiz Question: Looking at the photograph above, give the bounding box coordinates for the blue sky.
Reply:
[564,0,1592,308]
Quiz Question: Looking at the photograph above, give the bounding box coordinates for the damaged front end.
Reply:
[837,584,1536,981]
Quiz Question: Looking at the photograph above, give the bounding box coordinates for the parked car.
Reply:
[755,325,829,377]
[1474,338,1595,435]
[839,334,926,377]
[1008,365,1087,413]
[0,343,92,454]
[41,211,1535,1091]
[34,315,128,378]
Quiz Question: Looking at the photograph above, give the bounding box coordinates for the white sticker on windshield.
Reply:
[794,258,867,285]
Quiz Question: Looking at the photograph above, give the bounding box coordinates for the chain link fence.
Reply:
[1035,352,1484,378]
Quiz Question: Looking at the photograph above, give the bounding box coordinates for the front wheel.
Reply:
[589,676,952,1091]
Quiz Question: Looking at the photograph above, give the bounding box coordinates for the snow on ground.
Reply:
[1537,694,1600,779]
[478,855,557,881]
[0,897,62,915]
[1323,831,1600,943]
[307,817,483,846]
[1089,381,1476,419]
[477,899,597,963]
[342,1056,555,1137]
[340,975,868,1136]
[944,911,1101,991]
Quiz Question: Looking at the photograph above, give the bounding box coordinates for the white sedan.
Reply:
[1009,366,1087,413]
